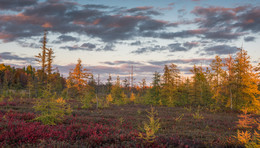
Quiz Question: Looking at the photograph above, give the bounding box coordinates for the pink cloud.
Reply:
[0,33,13,42]
[92,19,101,25]
[188,28,207,34]
[42,22,53,28]
[0,13,43,25]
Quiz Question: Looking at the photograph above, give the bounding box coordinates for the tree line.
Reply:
[0,31,259,113]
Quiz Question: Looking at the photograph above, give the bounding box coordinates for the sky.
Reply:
[0,0,259,85]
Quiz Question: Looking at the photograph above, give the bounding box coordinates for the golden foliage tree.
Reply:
[67,58,91,95]
[233,48,260,112]
[224,55,236,109]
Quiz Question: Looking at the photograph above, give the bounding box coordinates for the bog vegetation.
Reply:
[0,31,259,147]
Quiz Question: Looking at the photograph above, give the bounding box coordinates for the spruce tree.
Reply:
[233,48,260,112]
[210,55,225,106]
[46,48,54,76]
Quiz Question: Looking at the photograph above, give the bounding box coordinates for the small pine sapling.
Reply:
[33,97,72,125]
[192,106,204,120]
[139,106,160,143]
[81,92,94,109]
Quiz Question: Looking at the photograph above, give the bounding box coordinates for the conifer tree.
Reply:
[111,76,126,104]
[67,58,91,96]
[190,65,212,106]
[123,77,130,89]
[107,74,112,94]
[139,78,147,94]
[46,48,54,76]
[255,62,260,78]
[161,64,180,106]
[225,55,236,109]
[169,63,180,86]
[210,55,225,105]
[162,65,170,85]
[233,48,260,112]
[148,71,161,104]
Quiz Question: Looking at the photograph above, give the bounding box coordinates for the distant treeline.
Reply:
[0,31,259,113]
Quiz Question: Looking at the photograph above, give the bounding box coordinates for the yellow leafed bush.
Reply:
[130,93,135,102]
[106,94,113,102]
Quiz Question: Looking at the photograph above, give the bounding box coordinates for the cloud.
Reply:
[192,6,246,28]
[131,43,192,54]
[168,43,189,52]
[177,8,187,18]
[148,58,214,66]
[142,28,207,39]
[244,36,255,42]
[61,43,114,51]
[61,45,92,51]
[81,43,96,49]
[17,40,41,48]
[126,6,153,12]
[102,60,142,65]
[0,52,34,62]
[58,35,78,42]
[234,6,260,33]
[0,0,37,11]
[0,0,173,43]
[96,43,115,51]
[192,5,260,36]
[126,6,161,16]
[132,45,167,54]
[183,42,199,49]
[0,0,259,50]
[200,45,238,55]
[130,41,141,46]
[203,29,245,41]
[168,3,175,6]
[139,19,168,32]
[42,22,53,28]
[53,35,79,43]
[83,4,111,9]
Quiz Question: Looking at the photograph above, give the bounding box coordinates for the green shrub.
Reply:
[81,92,94,109]
[33,97,72,125]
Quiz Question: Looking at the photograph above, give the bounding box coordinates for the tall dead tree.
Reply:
[35,30,48,82]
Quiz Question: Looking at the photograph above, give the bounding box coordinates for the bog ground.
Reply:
[1,97,258,147]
